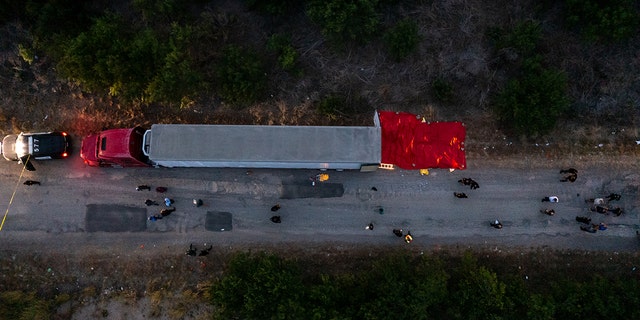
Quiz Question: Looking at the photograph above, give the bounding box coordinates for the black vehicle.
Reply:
[1,132,70,169]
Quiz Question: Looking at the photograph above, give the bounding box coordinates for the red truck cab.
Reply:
[80,127,150,167]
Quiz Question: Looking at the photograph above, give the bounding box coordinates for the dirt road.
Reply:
[1,149,638,254]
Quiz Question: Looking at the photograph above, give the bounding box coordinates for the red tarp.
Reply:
[379,111,466,170]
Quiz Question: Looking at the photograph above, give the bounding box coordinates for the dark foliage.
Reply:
[210,251,640,319]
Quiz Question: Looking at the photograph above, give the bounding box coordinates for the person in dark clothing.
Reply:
[271,204,281,212]
[199,245,212,256]
[270,215,282,223]
[605,193,621,201]
[490,220,503,229]
[592,206,608,214]
[145,199,159,206]
[454,192,468,198]
[580,225,597,233]
[575,216,591,224]
[459,178,480,189]
[186,244,197,256]
[160,207,176,217]
[136,185,151,191]
[393,229,403,237]
[560,173,577,182]
[541,209,555,216]
[365,223,374,230]
[155,186,168,193]
[608,207,623,216]
[560,168,578,175]
[23,180,41,186]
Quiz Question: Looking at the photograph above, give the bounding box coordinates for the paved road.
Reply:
[0,147,638,253]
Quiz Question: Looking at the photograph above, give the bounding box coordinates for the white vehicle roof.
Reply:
[143,124,381,169]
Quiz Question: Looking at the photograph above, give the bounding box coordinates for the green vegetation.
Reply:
[384,19,421,61]
[215,45,267,104]
[492,20,542,57]
[565,0,639,42]
[431,78,454,104]
[490,20,569,137]
[494,57,569,137]
[52,9,201,104]
[306,0,380,45]
[0,291,52,319]
[210,251,640,319]
[211,252,306,319]
[245,0,300,16]
[267,34,300,72]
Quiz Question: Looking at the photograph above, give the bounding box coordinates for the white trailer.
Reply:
[141,120,381,171]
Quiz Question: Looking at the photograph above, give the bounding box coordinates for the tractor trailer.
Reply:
[80,116,382,171]
[80,111,467,171]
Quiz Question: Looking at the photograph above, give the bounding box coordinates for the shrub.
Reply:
[494,57,569,137]
[18,44,36,65]
[383,19,421,61]
[306,0,380,45]
[0,291,52,320]
[267,34,300,71]
[133,0,187,24]
[59,13,203,104]
[245,0,300,16]
[565,0,639,42]
[495,20,542,57]
[356,255,449,318]
[448,253,507,319]
[57,13,130,93]
[432,78,454,103]
[146,24,203,106]
[210,253,306,319]
[215,45,267,104]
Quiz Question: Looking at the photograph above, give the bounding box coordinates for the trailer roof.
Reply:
[146,124,381,168]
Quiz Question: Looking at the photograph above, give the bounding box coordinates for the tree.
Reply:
[448,253,507,320]
[216,45,267,104]
[383,19,421,61]
[356,254,449,319]
[267,34,300,72]
[565,0,639,42]
[210,252,306,319]
[494,57,569,137]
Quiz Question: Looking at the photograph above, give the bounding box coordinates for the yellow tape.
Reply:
[0,155,30,231]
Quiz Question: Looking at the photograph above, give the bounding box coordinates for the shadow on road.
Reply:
[205,211,233,232]
[86,204,147,232]
[281,183,344,199]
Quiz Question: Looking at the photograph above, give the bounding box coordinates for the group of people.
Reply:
[559,168,578,182]
[454,177,480,199]
[392,229,413,243]
[458,178,479,190]
[555,169,626,233]
[185,243,212,256]
[270,204,282,223]
[137,184,180,221]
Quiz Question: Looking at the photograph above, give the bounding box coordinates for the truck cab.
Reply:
[80,127,150,167]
